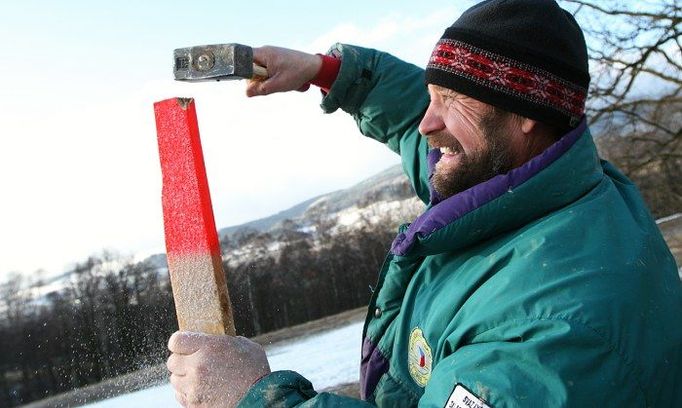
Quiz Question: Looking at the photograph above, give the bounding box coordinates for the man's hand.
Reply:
[167,331,271,408]
[246,46,322,97]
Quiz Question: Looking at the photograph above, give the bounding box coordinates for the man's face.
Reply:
[419,85,517,199]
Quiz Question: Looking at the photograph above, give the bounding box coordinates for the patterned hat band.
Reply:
[426,39,587,127]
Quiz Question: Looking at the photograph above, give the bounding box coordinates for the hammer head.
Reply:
[174,44,254,82]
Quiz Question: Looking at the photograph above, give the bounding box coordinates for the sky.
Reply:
[0,1,471,277]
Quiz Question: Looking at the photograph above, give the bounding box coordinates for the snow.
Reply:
[83,320,364,407]
[83,384,178,408]
[336,198,421,228]
[267,320,364,390]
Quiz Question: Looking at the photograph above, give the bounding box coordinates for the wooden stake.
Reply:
[154,97,235,336]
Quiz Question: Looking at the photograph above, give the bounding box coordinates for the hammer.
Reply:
[174,43,268,82]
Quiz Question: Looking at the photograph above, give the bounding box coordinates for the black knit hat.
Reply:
[425,0,590,129]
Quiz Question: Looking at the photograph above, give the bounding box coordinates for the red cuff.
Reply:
[310,54,341,93]
[251,372,269,387]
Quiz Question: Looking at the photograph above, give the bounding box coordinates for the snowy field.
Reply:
[84,320,364,407]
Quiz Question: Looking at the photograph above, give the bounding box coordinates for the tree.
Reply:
[0,274,30,405]
[561,0,682,216]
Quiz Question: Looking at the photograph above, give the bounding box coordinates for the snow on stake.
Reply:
[154,97,235,336]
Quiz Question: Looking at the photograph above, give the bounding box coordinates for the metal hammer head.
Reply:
[174,44,255,82]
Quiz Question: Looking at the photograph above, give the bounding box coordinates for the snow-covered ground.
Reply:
[84,320,364,407]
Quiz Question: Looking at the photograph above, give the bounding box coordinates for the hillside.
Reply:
[218,164,415,240]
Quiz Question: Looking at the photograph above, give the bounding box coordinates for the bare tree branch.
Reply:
[563,0,682,216]
[566,0,680,20]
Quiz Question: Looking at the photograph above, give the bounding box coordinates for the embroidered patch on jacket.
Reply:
[408,327,433,387]
[444,384,492,408]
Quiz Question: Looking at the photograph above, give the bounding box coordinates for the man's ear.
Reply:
[520,118,538,134]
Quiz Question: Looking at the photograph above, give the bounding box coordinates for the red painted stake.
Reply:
[154,97,235,336]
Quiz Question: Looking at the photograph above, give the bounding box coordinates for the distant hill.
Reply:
[218,195,324,238]
[218,164,416,241]
[18,164,417,302]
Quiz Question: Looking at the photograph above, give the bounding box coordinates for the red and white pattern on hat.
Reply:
[428,39,586,119]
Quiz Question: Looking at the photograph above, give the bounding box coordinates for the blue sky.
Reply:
[0,1,470,277]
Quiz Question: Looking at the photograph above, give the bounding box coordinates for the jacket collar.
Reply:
[391,118,602,257]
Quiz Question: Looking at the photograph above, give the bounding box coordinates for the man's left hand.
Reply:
[167,331,271,408]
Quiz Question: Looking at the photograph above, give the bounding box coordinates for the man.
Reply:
[166,0,682,406]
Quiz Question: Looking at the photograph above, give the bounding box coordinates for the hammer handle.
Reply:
[253,63,268,78]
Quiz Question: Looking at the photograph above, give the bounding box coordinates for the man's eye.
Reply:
[442,96,456,109]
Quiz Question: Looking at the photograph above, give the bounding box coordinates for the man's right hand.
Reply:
[246,46,322,97]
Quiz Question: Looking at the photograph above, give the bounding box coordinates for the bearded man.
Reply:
[166,0,682,406]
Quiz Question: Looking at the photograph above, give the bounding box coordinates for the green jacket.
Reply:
[239,45,682,407]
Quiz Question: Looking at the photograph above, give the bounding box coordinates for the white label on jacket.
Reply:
[444,384,491,408]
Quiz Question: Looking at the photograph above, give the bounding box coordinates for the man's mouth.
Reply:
[435,144,464,166]
[439,146,460,156]
[427,132,464,160]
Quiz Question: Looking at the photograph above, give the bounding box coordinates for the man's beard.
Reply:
[431,110,515,199]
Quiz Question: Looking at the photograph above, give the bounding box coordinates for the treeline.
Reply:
[595,101,681,218]
[225,219,397,337]
[0,216,401,407]
[0,256,177,407]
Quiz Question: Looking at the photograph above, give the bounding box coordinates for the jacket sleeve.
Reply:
[237,370,374,407]
[320,43,431,204]
[418,318,643,407]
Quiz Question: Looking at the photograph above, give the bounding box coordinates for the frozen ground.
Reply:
[84,320,364,407]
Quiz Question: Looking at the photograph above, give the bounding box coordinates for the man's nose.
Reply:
[418,104,445,136]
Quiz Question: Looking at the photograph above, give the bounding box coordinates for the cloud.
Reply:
[307,7,460,65]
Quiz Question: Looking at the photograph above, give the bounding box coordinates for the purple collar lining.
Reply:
[391,118,588,256]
